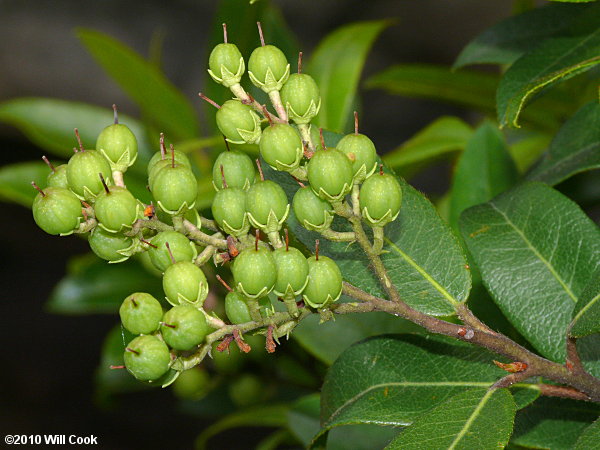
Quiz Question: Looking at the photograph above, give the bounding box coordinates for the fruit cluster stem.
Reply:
[181,219,228,250]
[268,90,288,122]
[112,170,125,188]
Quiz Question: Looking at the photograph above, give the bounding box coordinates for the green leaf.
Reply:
[527,102,600,185]
[454,3,595,68]
[496,25,600,128]
[449,121,518,230]
[511,397,600,449]
[47,254,163,315]
[382,116,473,173]
[366,64,563,130]
[287,394,321,447]
[386,388,516,450]
[550,0,599,3]
[0,98,152,160]
[293,310,422,365]
[308,20,389,133]
[195,404,289,450]
[77,28,199,140]
[508,130,552,173]
[578,333,600,378]
[570,267,600,337]
[0,161,51,207]
[460,182,600,361]
[266,161,471,316]
[316,334,525,443]
[575,418,600,450]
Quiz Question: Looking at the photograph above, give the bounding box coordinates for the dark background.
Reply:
[1,1,516,448]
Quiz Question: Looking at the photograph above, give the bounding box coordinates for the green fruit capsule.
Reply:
[212,150,256,191]
[148,149,191,176]
[292,186,334,232]
[259,124,303,172]
[280,73,321,124]
[163,261,209,306]
[119,293,163,335]
[225,291,271,324]
[303,254,343,308]
[161,305,211,351]
[211,187,249,237]
[149,231,197,272]
[228,374,263,407]
[94,186,140,233]
[232,246,277,298]
[96,123,138,172]
[337,133,377,183]
[46,164,69,189]
[216,100,261,145]
[152,165,198,214]
[272,246,309,296]
[359,170,402,227]
[307,148,354,202]
[88,228,137,263]
[208,43,245,87]
[66,150,112,201]
[245,180,289,232]
[172,368,210,400]
[248,45,290,93]
[32,186,83,235]
[124,335,171,382]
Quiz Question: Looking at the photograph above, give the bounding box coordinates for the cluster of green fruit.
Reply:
[30,23,403,384]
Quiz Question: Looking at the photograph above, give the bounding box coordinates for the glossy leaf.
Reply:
[366,64,563,130]
[287,394,321,447]
[195,404,289,450]
[508,130,552,173]
[47,254,164,315]
[308,20,388,133]
[527,102,600,185]
[0,98,152,161]
[574,418,600,450]
[449,121,518,230]
[454,3,594,68]
[578,334,600,378]
[496,25,600,128]
[570,267,600,337]
[386,388,516,450]
[511,397,600,449]
[0,161,52,207]
[316,334,521,442]
[293,309,421,365]
[460,182,600,361]
[77,29,199,140]
[382,116,472,172]
[266,161,471,316]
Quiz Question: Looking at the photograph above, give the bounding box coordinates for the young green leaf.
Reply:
[527,102,600,185]
[382,116,472,173]
[385,388,516,450]
[0,161,51,207]
[496,26,600,128]
[47,254,163,315]
[574,418,600,450]
[569,268,600,338]
[460,182,600,361]
[316,335,525,444]
[308,20,389,133]
[511,397,600,449]
[449,121,518,230]
[454,3,593,68]
[77,28,199,140]
[0,98,151,160]
[366,64,563,130]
